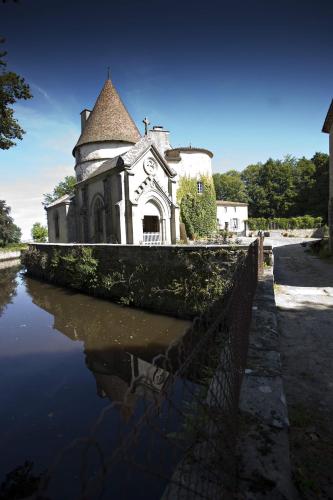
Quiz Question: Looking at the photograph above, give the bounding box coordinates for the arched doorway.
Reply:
[142,200,161,244]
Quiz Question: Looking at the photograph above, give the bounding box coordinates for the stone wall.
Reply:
[0,250,21,261]
[248,228,325,238]
[23,243,246,319]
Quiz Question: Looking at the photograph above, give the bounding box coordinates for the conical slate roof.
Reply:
[73,79,141,153]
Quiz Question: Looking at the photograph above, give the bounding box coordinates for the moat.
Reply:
[0,264,190,499]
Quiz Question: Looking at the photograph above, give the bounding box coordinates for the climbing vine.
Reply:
[177,175,217,239]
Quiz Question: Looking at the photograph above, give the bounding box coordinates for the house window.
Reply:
[54,212,60,239]
[230,218,239,230]
[197,181,203,194]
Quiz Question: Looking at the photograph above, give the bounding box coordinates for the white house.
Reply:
[46,78,213,244]
[322,99,333,252]
[216,200,248,234]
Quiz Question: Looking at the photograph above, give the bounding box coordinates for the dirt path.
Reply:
[273,242,333,499]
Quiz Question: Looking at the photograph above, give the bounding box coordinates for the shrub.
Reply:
[248,215,323,230]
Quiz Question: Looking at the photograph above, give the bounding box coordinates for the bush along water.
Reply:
[22,245,243,318]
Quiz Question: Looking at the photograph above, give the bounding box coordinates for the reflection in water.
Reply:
[26,277,190,421]
[0,264,19,317]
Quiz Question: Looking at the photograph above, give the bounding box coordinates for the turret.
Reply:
[73,79,141,182]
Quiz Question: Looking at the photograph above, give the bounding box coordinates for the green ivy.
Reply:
[177,175,217,239]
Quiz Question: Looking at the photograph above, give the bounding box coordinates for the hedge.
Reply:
[247,216,323,231]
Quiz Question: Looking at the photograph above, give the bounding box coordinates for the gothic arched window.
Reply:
[54,212,60,240]
[93,198,104,242]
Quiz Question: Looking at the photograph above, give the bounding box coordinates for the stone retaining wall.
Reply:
[248,228,325,238]
[23,243,247,318]
[0,250,21,261]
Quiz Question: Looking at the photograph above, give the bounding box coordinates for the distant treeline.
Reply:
[213,153,329,221]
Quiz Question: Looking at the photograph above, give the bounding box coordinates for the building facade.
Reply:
[216,200,248,233]
[46,79,214,244]
[322,99,333,252]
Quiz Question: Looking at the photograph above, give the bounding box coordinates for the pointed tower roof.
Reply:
[73,79,141,154]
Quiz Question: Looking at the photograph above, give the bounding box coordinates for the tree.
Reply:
[43,175,76,206]
[213,170,248,202]
[11,224,21,243]
[309,153,329,221]
[0,38,32,149]
[31,222,48,242]
[0,200,21,246]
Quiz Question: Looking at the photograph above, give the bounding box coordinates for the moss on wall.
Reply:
[22,244,245,319]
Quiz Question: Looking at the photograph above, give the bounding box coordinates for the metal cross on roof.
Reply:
[142,116,150,136]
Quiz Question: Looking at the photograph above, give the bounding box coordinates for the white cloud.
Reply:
[0,164,73,241]
[0,87,79,240]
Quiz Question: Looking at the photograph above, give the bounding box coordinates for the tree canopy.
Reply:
[43,175,76,206]
[31,222,48,243]
[213,170,248,203]
[213,153,329,221]
[0,200,21,246]
[0,38,32,149]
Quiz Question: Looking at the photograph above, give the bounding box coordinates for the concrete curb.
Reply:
[237,267,296,499]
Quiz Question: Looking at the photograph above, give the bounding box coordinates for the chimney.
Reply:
[148,125,171,153]
[80,109,91,132]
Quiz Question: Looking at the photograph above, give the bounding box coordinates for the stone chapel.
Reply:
[46,78,213,244]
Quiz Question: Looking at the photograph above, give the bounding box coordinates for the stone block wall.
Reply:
[23,243,246,318]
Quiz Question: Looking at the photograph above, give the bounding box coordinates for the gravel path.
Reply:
[273,242,333,499]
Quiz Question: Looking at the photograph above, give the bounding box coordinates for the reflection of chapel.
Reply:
[46,78,213,244]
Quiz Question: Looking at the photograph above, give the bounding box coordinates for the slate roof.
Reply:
[165,146,214,158]
[73,79,141,154]
[46,194,73,208]
[322,99,333,133]
[216,200,248,207]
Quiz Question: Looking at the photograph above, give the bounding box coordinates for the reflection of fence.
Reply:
[37,240,261,500]
[142,232,161,245]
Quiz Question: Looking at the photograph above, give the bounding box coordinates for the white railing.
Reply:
[142,232,161,245]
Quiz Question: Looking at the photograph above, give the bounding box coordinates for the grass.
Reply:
[0,243,28,253]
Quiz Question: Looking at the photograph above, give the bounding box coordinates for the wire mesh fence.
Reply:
[34,239,262,500]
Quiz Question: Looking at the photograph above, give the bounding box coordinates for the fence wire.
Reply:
[34,239,262,500]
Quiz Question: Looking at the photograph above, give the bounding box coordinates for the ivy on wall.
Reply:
[177,175,217,239]
[22,245,243,318]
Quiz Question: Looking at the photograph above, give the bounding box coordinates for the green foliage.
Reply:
[31,222,48,242]
[0,200,22,246]
[241,153,329,221]
[177,175,217,239]
[213,170,248,202]
[24,245,241,318]
[247,216,323,231]
[0,38,32,149]
[59,247,99,290]
[43,175,76,206]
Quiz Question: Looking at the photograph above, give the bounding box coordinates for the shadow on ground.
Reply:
[273,242,333,499]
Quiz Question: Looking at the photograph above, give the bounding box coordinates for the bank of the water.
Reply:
[0,266,191,499]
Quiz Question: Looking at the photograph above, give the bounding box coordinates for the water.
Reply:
[0,265,191,499]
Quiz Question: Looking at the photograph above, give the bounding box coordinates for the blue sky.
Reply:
[0,0,332,239]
